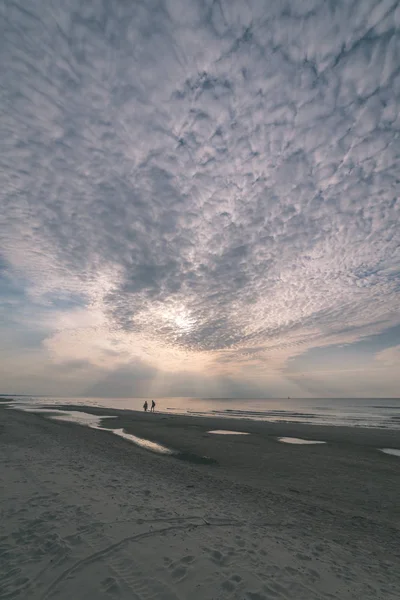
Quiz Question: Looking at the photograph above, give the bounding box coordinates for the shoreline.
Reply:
[36,402,400,447]
[3,395,400,431]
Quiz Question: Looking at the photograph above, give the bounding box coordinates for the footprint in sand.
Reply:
[221,580,236,592]
[171,565,187,581]
[181,554,195,565]
[211,550,222,563]
[220,573,244,593]
[100,575,121,595]
[247,592,267,600]
[262,580,289,597]
[296,552,312,561]
[168,555,195,582]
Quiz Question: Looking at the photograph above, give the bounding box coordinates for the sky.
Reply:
[0,0,399,398]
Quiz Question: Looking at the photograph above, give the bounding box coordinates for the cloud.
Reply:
[0,0,399,395]
[82,361,292,399]
[375,344,400,367]
[83,361,157,398]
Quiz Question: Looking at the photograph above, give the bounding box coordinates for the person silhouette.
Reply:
[151,400,156,413]
[143,401,148,412]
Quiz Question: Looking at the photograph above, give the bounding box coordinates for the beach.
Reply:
[1,406,399,599]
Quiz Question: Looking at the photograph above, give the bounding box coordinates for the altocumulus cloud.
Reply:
[0,0,399,396]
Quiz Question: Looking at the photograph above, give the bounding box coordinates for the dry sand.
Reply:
[1,406,399,599]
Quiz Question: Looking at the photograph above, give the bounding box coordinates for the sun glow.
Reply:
[133,301,197,336]
[167,308,197,333]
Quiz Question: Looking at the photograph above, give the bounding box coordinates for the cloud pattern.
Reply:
[1,0,400,395]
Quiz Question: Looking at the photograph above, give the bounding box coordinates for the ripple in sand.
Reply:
[380,448,400,457]
[278,437,326,445]
[208,430,250,435]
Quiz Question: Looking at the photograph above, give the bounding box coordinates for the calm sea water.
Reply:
[6,396,400,430]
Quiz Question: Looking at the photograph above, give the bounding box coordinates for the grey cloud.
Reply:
[82,361,273,399]
[55,359,93,371]
[1,0,399,365]
[83,362,157,398]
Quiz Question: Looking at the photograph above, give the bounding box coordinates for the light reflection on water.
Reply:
[45,411,174,455]
[47,410,116,428]
[108,428,174,454]
[278,437,326,445]
[9,406,177,456]
[380,448,400,457]
[6,405,400,460]
[208,430,250,435]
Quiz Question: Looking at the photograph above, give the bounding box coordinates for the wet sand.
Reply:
[1,406,400,599]
[53,402,400,444]
[67,405,400,520]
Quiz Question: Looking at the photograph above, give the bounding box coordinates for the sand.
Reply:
[1,406,400,599]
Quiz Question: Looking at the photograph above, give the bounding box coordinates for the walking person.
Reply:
[151,400,156,413]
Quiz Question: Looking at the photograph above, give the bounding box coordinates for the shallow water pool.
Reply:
[108,428,175,455]
[208,430,250,435]
[278,437,326,445]
[380,448,400,457]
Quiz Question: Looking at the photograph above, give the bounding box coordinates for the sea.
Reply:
[3,396,400,430]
